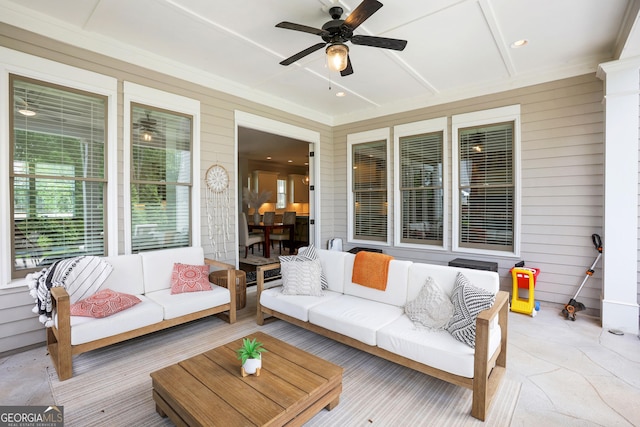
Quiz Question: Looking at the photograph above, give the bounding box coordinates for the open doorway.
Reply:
[235,112,319,282]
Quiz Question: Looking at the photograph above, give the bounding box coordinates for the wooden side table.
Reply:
[209,269,247,310]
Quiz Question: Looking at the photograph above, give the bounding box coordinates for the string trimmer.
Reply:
[562,234,602,321]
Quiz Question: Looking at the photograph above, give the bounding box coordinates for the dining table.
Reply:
[247,222,294,258]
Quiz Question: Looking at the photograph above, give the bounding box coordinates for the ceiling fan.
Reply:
[276,0,407,76]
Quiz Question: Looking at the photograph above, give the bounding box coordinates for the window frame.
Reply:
[123,82,201,254]
[393,117,448,250]
[347,128,392,246]
[1,47,117,285]
[451,105,521,257]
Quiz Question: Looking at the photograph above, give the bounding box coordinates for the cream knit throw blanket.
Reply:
[27,256,113,327]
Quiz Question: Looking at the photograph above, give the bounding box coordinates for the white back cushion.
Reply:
[99,254,144,294]
[344,258,413,307]
[140,247,205,293]
[407,263,500,303]
[316,248,349,293]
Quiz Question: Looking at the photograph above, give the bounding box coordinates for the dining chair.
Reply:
[262,211,276,225]
[270,211,296,253]
[239,212,265,258]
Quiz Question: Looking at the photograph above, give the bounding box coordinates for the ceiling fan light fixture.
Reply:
[326,43,349,72]
[15,95,37,117]
[18,107,37,117]
[141,130,153,142]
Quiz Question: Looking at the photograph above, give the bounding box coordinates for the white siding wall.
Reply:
[333,74,605,315]
[0,22,615,353]
[0,23,332,354]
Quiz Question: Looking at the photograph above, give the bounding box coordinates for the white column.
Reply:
[597,57,640,335]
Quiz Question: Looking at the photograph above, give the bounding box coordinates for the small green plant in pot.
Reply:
[236,337,267,377]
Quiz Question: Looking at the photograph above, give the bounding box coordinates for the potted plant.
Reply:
[243,187,272,225]
[236,337,267,377]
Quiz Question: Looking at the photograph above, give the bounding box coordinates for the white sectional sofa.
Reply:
[47,246,236,381]
[256,248,508,421]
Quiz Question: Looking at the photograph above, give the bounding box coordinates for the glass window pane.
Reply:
[399,132,444,245]
[458,122,514,251]
[131,104,192,253]
[276,178,286,209]
[352,140,387,241]
[11,76,107,276]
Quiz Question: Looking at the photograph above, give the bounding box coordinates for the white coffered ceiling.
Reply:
[2,0,639,126]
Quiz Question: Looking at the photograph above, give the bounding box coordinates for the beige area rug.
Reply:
[239,253,282,266]
[48,310,520,426]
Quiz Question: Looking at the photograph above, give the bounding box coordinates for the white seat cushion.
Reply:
[58,295,164,346]
[260,287,342,322]
[308,295,404,346]
[376,314,502,378]
[145,284,230,320]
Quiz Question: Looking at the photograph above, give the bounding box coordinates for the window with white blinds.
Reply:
[351,139,388,242]
[130,103,192,252]
[399,131,444,245]
[276,178,287,209]
[10,75,108,277]
[458,122,514,251]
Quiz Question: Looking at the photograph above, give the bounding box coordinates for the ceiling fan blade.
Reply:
[351,35,407,51]
[341,56,354,77]
[343,0,383,31]
[276,21,330,37]
[279,42,327,66]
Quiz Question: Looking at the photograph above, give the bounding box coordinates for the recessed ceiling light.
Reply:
[336,91,346,97]
[266,156,272,160]
[510,39,528,48]
[287,159,293,163]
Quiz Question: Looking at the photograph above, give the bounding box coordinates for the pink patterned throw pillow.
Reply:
[170,263,212,294]
[70,289,141,318]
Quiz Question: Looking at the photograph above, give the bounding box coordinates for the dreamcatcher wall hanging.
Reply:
[205,164,231,259]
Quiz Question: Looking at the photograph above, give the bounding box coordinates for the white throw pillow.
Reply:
[280,246,328,289]
[404,276,453,330]
[280,259,323,296]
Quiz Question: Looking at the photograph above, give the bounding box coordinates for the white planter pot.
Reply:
[242,357,262,377]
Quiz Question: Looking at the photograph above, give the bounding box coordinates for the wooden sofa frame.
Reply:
[255,263,508,422]
[47,258,236,381]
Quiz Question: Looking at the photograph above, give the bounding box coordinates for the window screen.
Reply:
[352,140,387,242]
[399,131,444,245]
[131,104,192,252]
[11,75,107,277]
[458,122,514,251]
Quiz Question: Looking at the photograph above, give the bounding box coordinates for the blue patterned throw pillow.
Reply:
[446,272,496,347]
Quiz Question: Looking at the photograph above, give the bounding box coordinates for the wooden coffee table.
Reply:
[150,331,343,426]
